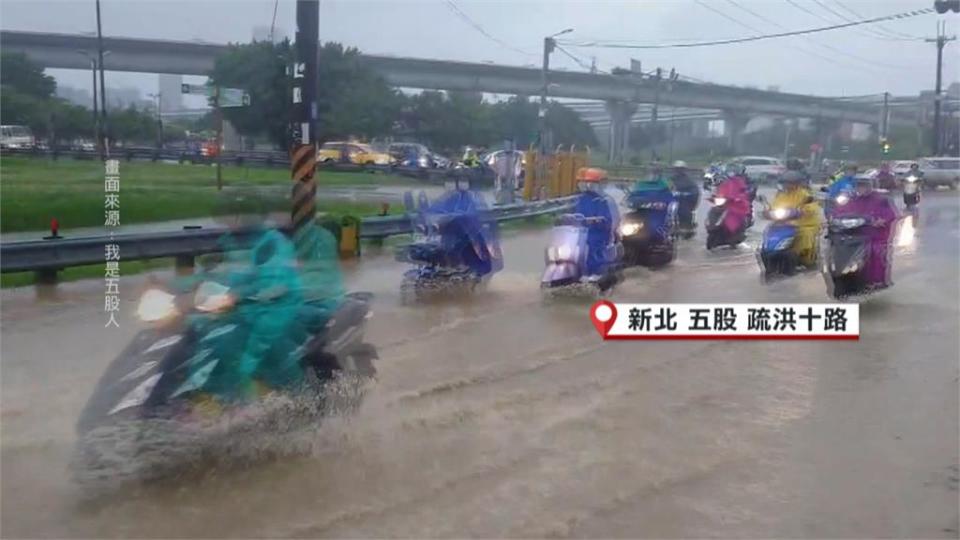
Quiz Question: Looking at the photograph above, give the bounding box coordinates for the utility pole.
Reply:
[290,0,320,237]
[927,21,957,155]
[96,0,109,159]
[538,28,573,156]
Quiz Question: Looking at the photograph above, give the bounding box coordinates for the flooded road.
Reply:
[2,191,958,538]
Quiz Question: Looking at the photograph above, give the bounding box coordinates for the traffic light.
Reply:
[935,0,959,14]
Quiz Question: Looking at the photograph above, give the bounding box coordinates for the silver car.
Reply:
[919,157,960,189]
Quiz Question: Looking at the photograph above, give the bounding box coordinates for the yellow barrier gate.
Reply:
[523,146,590,201]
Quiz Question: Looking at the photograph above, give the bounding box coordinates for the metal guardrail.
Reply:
[0,196,575,274]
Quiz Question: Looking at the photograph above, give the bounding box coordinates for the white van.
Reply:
[1,125,35,150]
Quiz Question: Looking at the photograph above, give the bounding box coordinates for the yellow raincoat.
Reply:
[770,186,822,266]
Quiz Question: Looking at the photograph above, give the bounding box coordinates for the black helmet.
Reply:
[786,158,804,171]
[724,162,745,177]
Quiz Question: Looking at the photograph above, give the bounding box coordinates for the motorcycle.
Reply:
[757,204,812,281]
[72,279,378,488]
[822,215,883,299]
[542,213,624,292]
[396,183,502,301]
[902,173,921,218]
[620,189,677,267]
[705,193,748,250]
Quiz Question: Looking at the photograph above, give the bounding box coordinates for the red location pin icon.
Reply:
[590,300,617,338]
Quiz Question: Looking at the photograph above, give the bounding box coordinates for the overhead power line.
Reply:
[830,0,925,40]
[443,0,535,57]
[722,0,914,70]
[560,6,935,49]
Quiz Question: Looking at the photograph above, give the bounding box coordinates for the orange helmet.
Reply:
[576,167,608,183]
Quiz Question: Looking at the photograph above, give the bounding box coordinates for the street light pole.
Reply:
[77,51,100,154]
[148,92,163,150]
[927,21,957,155]
[96,0,109,159]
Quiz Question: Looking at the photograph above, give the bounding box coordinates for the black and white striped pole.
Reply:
[290,0,319,237]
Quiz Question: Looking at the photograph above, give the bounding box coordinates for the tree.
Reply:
[209,40,403,148]
[1,51,56,99]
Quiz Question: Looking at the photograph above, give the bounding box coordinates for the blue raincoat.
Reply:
[573,188,620,275]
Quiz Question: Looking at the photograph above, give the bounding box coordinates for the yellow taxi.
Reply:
[318,141,394,166]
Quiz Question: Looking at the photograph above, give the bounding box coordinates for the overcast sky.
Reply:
[1,0,957,100]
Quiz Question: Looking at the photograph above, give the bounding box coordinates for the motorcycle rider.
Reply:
[829,175,899,290]
[826,162,859,215]
[711,164,752,234]
[462,147,481,168]
[670,160,700,229]
[770,171,822,268]
[876,162,897,190]
[574,167,621,280]
[786,158,811,187]
[178,193,309,407]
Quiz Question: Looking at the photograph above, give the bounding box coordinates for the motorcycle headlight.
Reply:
[557,245,573,261]
[418,156,429,167]
[704,173,715,180]
[842,261,860,274]
[835,194,850,206]
[833,217,865,229]
[195,281,234,313]
[906,175,918,183]
[137,289,178,322]
[620,222,642,236]
[713,197,727,206]
[770,207,790,221]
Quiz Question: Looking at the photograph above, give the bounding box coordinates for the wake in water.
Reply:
[70,374,373,498]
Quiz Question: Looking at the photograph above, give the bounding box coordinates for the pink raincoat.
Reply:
[714,175,751,233]
[831,191,900,286]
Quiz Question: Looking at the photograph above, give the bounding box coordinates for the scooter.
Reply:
[620,190,677,267]
[72,279,378,489]
[902,173,922,219]
[705,194,748,250]
[541,213,624,293]
[757,203,814,281]
[822,214,884,299]
[396,181,503,301]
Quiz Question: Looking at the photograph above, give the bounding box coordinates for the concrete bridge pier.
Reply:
[723,111,749,155]
[605,100,637,164]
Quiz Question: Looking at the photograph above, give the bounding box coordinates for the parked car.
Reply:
[318,141,393,166]
[388,142,436,168]
[919,156,960,189]
[735,156,785,183]
[1,125,35,150]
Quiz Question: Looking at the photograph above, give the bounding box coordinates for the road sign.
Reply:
[181,83,211,96]
[219,87,251,108]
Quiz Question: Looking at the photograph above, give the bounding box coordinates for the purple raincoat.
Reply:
[831,191,900,286]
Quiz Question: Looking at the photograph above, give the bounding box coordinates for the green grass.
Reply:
[0,156,414,232]
[1,258,176,288]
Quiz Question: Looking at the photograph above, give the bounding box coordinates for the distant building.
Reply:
[158,74,183,113]
[56,85,93,108]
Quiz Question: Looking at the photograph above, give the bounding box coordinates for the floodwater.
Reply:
[2,190,958,538]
